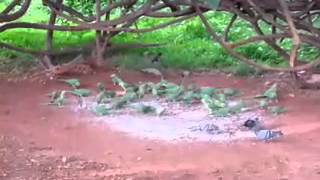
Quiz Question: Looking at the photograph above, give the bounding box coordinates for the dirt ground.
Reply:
[1,69,320,180]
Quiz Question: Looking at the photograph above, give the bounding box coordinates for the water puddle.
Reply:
[81,100,265,143]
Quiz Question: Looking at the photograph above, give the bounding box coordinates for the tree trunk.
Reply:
[44,0,63,69]
[94,0,104,67]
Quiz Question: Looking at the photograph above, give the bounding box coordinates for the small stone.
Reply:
[106,151,113,155]
[278,176,289,180]
[89,172,98,177]
[210,168,221,174]
[61,156,67,163]
[182,70,191,77]
[264,81,272,86]
[136,157,142,161]
[3,109,10,115]
[288,93,295,98]
[251,142,257,146]
[30,159,37,163]
[307,74,320,84]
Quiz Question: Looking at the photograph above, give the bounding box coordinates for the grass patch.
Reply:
[1,1,320,74]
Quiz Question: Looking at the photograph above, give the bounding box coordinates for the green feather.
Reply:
[92,105,110,116]
[69,89,91,97]
[58,78,80,88]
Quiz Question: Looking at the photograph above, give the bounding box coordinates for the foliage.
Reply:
[0,1,301,72]
[65,0,96,16]
[230,63,260,77]
[1,0,320,74]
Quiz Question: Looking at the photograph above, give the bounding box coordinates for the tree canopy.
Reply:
[1,0,320,72]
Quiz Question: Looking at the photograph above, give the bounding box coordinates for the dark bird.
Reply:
[151,52,162,64]
[243,118,258,129]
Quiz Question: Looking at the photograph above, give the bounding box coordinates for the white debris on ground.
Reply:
[68,96,265,143]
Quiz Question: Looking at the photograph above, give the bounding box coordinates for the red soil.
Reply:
[1,69,320,179]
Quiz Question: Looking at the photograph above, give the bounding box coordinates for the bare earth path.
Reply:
[1,69,320,179]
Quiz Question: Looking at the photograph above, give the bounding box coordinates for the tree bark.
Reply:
[44,0,63,69]
[94,0,104,67]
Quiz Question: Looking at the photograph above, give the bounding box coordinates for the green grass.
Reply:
[1,1,320,74]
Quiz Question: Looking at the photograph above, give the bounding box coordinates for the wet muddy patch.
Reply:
[68,97,266,143]
[44,74,283,143]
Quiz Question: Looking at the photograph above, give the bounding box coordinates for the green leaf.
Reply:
[69,88,91,97]
[58,78,80,88]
